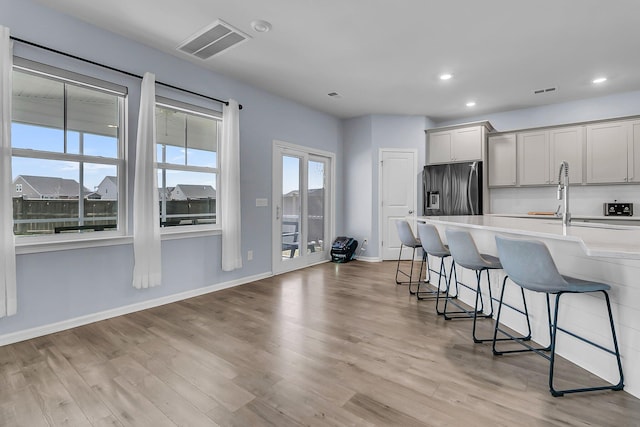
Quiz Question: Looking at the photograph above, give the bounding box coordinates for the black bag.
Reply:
[331,236,358,263]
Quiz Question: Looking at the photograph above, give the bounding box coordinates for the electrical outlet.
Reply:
[247,250,253,261]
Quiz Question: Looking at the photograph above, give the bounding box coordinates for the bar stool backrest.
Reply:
[417,223,449,257]
[495,235,567,291]
[445,228,488,270]
[396,220,420,248]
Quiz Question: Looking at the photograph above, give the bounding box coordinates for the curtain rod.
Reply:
[10,36,243,110]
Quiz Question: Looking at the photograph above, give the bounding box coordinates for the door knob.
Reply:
[408,210,414,214]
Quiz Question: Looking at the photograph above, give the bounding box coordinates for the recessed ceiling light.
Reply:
[592,77,607,84]
[439,73,453,80]
[466,101,476,107]
[251,20,272,33]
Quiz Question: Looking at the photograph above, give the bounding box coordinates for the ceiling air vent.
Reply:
[178,20,250,60]
[533,86,558,95]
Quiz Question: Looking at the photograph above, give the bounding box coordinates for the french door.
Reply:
[272,141,334,274]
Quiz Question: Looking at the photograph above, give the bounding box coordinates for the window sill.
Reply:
[160,226,222,241]
[15,227,222,254]
[16,232,132,254]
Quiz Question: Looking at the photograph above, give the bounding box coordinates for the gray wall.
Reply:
[434,90,640,131]
[1,0,343,337]
[343,114,432,259]
[343,116,373,254]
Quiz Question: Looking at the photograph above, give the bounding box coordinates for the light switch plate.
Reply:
[256,198,268,207]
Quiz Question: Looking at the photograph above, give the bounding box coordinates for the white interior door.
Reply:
[380,149,418,260]
[272,141,334,274]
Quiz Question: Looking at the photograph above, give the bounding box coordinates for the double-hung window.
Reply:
[155,97,220,228]
[11,58,126,236]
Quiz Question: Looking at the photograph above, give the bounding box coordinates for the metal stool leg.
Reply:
[549,291,624,396]
[441,264,487,321]
[416,253,448,300]
[492,276,538,355]
[435,260,455,314]
[395,243,407,285]
[472,269,498,343]
[409,251,427,295]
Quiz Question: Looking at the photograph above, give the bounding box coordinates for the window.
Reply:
[11,59,126,236]
[155,97,220,228]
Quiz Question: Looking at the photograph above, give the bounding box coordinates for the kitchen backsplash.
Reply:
[490,185,640,216]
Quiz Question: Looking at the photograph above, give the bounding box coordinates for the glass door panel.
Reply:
[307,159,325,254]
[281,155,301,260]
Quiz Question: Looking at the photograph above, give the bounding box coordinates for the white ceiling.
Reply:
[34,0,640,121]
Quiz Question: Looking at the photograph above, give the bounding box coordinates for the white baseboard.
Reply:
[356,256,382,262]
[0,272,272,346]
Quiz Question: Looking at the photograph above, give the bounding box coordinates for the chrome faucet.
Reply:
[557,161,570,227]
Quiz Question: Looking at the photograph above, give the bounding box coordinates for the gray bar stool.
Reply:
[444,228,501,343]
[494,235,624,397]
[416,223,451,302]
[394,220,425,294]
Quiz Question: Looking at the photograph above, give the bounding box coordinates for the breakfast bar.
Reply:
[417,215,640,398]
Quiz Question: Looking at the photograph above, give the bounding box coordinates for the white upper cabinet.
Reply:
[488,134,516,187]
[427,124,487,164]
[631,121,640,183]
[586,121,631,183]
[517,130,549,185]
[549,126,584,185]
[486,117,638,189]
[428,131,453,164]
[451,126,483,161]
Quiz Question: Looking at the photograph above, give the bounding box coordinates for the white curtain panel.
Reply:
[132,72,161,288]
[220,99,242,271]
[0,26,17,317]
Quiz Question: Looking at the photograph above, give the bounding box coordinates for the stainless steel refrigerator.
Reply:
[423,162,482,216]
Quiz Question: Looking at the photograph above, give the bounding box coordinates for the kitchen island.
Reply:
[417,215,640,398]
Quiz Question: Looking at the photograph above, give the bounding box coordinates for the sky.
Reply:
[282,155,325,194]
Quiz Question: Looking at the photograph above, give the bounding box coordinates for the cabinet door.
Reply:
[452,126,482,161]
[586,122,629,183]
[549,126,584,184]
[631,121,640,183]
[488,134,516,186]
[517,131,549,185]
[428,131,452,164]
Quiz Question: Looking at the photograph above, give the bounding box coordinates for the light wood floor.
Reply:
[1,261,640,426]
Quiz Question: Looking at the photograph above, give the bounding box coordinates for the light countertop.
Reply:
[488,213,640,223]
[416,215,640,260]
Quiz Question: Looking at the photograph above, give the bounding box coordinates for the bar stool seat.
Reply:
[494,234,624,397]
[416,223,450,301]
[394,220,425,294]
[444,228,503,343]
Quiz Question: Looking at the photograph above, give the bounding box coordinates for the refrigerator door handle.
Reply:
[468,165,476,215]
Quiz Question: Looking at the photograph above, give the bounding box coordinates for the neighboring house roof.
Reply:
[101,176,117,186]
[174,184,216,199]
[86,192,102,200]
[15,175,91,198]
[283,188,323,198]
